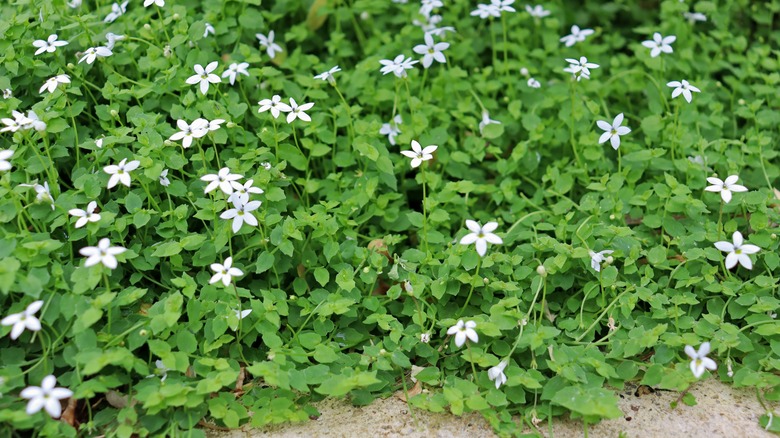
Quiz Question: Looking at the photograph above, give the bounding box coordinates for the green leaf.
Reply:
[551,386,623,419]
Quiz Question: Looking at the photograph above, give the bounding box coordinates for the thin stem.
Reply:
[421,165,429,256]
[458,259,481,317]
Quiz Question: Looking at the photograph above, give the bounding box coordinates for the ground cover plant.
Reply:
[1,0,779,436]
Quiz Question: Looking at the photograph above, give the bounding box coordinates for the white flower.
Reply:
[314,65,341,85]
[206,118,225,132]
[143,0,164,7]
[222,62,249,86]
[210,257,244,287]
[641,32,676,58]
[527,77,541,88]
[228,179,264,205]
[667,80,700,103]
[589,249,613,272]
[491,0,516,13]
[105,33,126,50]
[419,0,443,16]
[488,360,508,389]
[379,54,418,78]
[471,4,501,19]
[714,231,760,270]
[234,309,252,320]
[159,169,170,187]
[479,110,501,135]
[413,33,449,69]
[0,149,13,172]
[20,375,72,419]
[79,238,127,269]
[704,175,747,203]
[95,138,104,148]
[420,333,431,343]
[684,342,717,379]
[32,34,68,55]
[69,201,101,228]
[379,115,403,145]
[169,119,209,148]
[401,140,438,168]
[104,1,128,23]
[67,0,82,7]
[447,320,478,348]
[2,300,43,340]
[78,46,112,64]
[525,4,550,18]
[597,113,631,150]
[151,359,171,382]
[186,62,221,95]
[261,162,272,171]
[104,158,140,189]
[683,11,707,23]
[220,200,262,233]
[204,23,215,38]
[201,167,243,195]
[2,88,11,99]
[565,56,599,81]
[460,220,503,257]
[24,111,46,131]
[286,98,314,123]
[39,74,70,94]
[1,111,27,133]
[258,95,292,119]
[560,25,594,47]
[22,182,55,209]
[256,31,282,59]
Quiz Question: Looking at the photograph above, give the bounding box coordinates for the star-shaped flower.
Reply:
[667,80,700,103]
[169,119,209,148]
[159,169,170,187]
[460,220,502,256]
[79,238,127,269]
[228,179,264,205]
[314,65,341,85]
[258,95,292,119]
[525,4,550,18]
[69,201,101,228]
[470,4,501,19]
[186,62,221,95]
[714,231,760,270]
[401,140,438,168]
[143,0,164,7]
[222,62,249,85]
[2,300,43,340]
[32,34,68,55]
[379,115,403,145]
[220,199,262,233]
[447,320,478,348]
[565,56,599,81]
[704,175,747,203]
[0,149,13,172]
[201,167,243,195]
[641,32,676,58]
[412,33,449,68]
[104,1,128,23]
[684,342,717,379]
[560,25,594,47]
[597,113,631,150]
[256,31,283,59]
[203,23,215,37]
[286,98,314,123]
[39,74,70,94]
[78,46,112,64]
[488,360,508,389]
[210,257,244,287]
[104,158,141,189]
[20,375,73,419]
[589,249,613,272]
[379,54,418,78]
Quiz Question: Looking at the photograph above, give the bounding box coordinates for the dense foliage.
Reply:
[1,0,779,436]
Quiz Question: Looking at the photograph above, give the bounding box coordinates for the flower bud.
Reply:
[143,24,151,30]
[172,13,180,20]
[362,266,370,274]
[420,333,430,343]
[109,109,118,118]
[772,234,777,240]
[227,122,236,128]
[267,352,275,361]
[609,214,615,220]
[139,329,148,336]
[520,67,529,77]
[536,265,547,277]
[606,256,614,265]
[738,99,746,105]
[379,348,387,356]
[67,63,75,69]
[402,280,413,295]
[360,11,369,20]
[483,277,489,284]
[163,45,172,58]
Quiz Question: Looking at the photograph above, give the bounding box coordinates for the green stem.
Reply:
[458,259,481,317]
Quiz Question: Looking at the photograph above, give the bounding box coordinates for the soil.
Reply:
[205,378,776,438]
